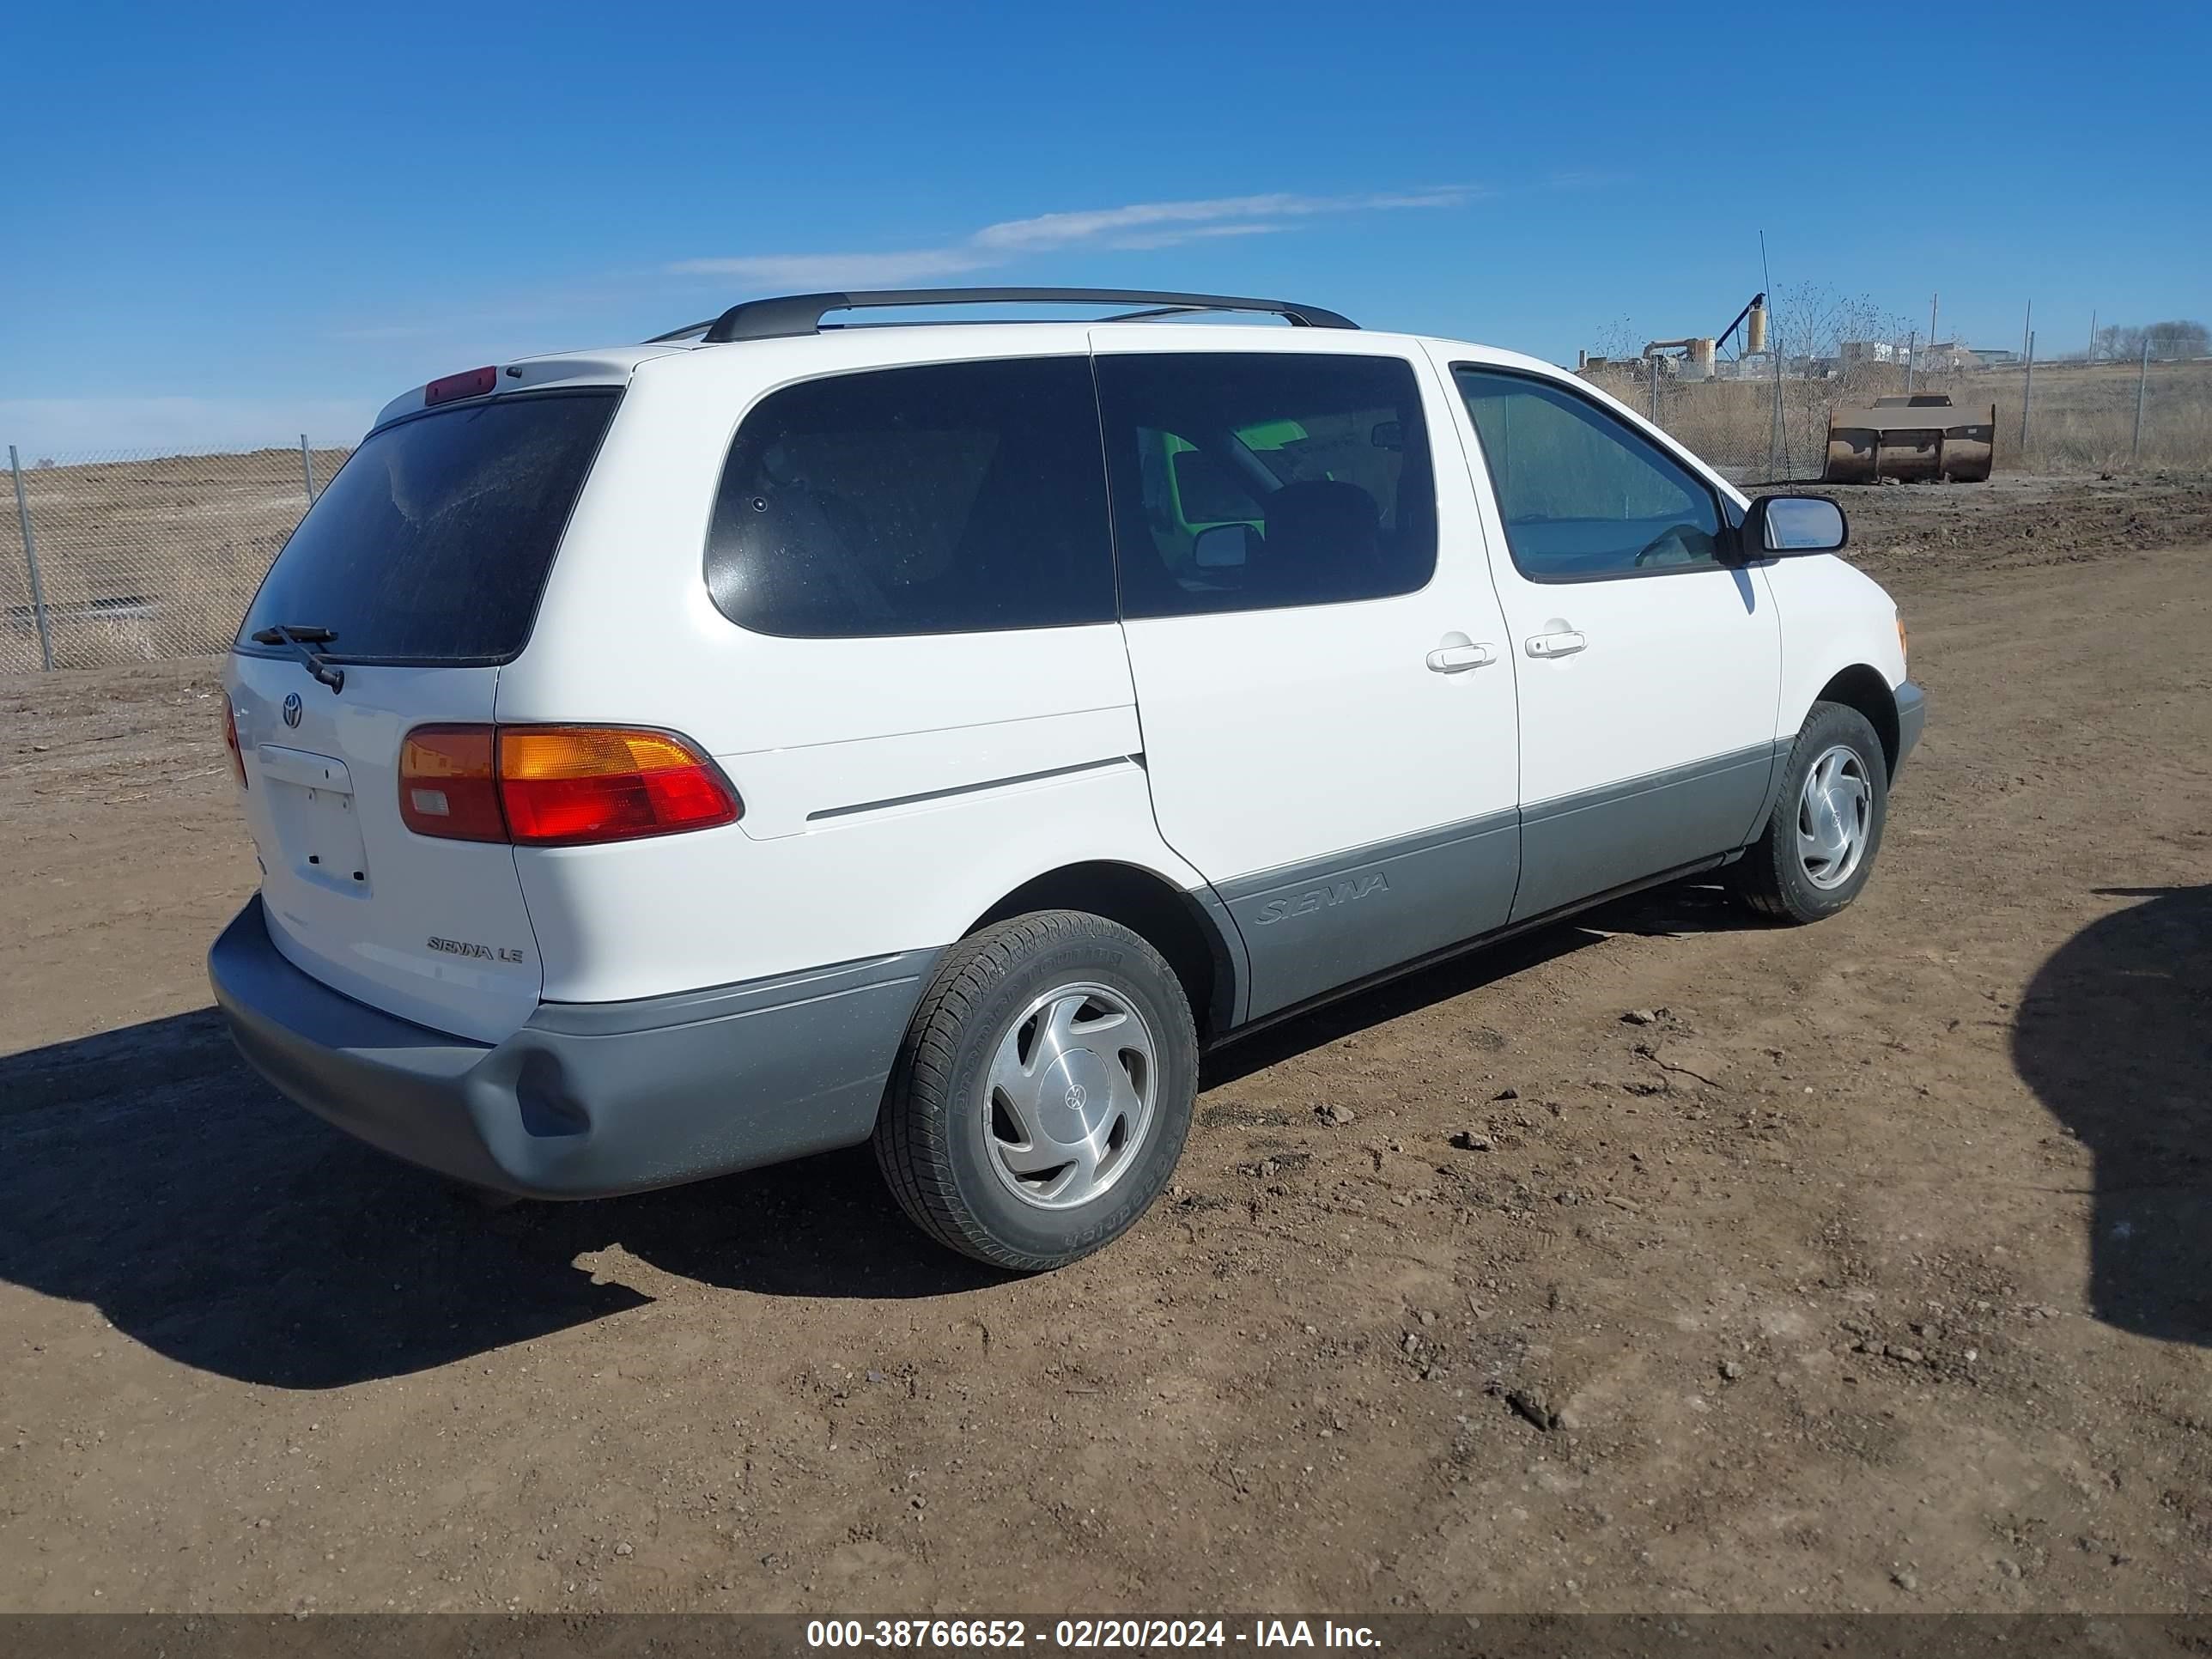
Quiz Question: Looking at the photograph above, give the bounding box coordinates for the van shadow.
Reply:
[0,1009,1005,1391]
[1201,878,1760,1085]
[0,881,1760,1390]
[2012,884,2212,1346]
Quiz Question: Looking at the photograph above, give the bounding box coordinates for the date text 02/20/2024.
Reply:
[805,1620,1383,1650]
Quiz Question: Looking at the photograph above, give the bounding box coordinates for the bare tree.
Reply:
[1589,315,1641,362]
[2146,319,2210,360]
[2098,320,2208,362]
[2097,323,2145,362]
[1761,283,1913,476]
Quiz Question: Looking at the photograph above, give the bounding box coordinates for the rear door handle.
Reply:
[1526,629,1587,659]
[1425,640,1496,673]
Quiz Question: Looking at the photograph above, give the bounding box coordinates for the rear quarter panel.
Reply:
[495,334,1210,1005]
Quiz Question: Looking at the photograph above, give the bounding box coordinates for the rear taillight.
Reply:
[222,696,247,790]
[398,725,505,842]
[498,726,741,845]
[398,725,740,848]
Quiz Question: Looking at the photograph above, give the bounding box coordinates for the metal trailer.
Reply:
[1823,394,1996,484]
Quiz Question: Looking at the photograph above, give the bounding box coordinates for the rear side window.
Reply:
[1095,353,1437,619]
[704,357,1115,637]
[240,390,618,662]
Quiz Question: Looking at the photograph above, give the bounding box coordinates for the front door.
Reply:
[1092,334,1521,1022]
[1439,356,1782,921]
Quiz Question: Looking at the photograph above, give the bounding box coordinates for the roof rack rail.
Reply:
[647,287,1358,346]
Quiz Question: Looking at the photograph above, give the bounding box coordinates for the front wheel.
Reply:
[872,910,1199,1271]
[1729,701,1890,924]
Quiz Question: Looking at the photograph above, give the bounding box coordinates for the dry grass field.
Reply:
[3,361,2206,676]
[1582,357,2212,482]
[0,447,352,673]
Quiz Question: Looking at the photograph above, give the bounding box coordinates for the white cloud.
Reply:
[665,247,994,288]
[667,185,1481,286]
[0,398,377,458]
[1100,222,1290,252]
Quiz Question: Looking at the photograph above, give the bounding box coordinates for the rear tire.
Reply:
[873,910,1198,1272]
[1729,700,1889,924]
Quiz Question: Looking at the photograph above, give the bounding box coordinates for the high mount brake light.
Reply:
[424,366,497,406]
[398,725,740,847]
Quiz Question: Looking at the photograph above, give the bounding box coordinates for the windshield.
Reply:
[238,389,619,663]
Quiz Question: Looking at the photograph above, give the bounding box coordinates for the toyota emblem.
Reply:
[282,692,303,728]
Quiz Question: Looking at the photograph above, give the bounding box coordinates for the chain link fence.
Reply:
[3,441,352,673]
[1580,356,2212,485]
[7,357,2207,675]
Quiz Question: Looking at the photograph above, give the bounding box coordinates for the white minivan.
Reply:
[210,287,1924,1270]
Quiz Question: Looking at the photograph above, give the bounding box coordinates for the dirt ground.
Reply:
[1,475,2207,1615]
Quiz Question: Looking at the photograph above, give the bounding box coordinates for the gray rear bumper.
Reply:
[1895,679,1927,776]
[209,896,938,1199]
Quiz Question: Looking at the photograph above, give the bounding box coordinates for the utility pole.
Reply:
[2021,330,2036,453]
[1761,230,1784,480]
[1905,329,1917,393]
[2133,337,2150,462]
[2089,308,2098,365]
[9,446,54,672]
[2021,300,2033,365]
[1929,293,1939,356]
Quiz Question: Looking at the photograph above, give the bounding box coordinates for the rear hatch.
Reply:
[226,386,621,1042]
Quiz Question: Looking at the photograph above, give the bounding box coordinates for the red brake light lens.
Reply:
[499,726,739,846]
[398,724,739,847]
[424,366,497,407]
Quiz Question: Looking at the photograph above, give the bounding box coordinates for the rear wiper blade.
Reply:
[250,623,345,693]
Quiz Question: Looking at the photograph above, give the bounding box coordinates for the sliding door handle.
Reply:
[1425,638,1496,672]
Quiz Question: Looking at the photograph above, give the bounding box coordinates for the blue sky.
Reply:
[3,0,2205,453]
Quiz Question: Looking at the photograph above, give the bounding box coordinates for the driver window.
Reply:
[1454,368,1723,580]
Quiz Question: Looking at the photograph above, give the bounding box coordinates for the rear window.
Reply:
[702,357,1115,638]
[239,389,619,663]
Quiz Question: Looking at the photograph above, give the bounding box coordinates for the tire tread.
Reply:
[1728,700,1888,925]
[872,910,1193,1272]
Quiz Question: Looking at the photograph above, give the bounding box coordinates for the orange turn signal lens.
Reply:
[498,726,740,846]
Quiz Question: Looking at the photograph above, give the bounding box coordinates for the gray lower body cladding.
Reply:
[1894,680,1926,773]
[209,896,939,1199]
[1212,745,1779,1023]
[1217,809,1519,1022]
[1514,743,1778,921]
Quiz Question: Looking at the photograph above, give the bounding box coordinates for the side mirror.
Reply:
[1193,522,1256,569]
[1744,493,1848,555]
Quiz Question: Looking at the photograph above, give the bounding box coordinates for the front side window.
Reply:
[704,357,1115,637]
[1096,353,1437,618]
[1454,368,1723,580]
